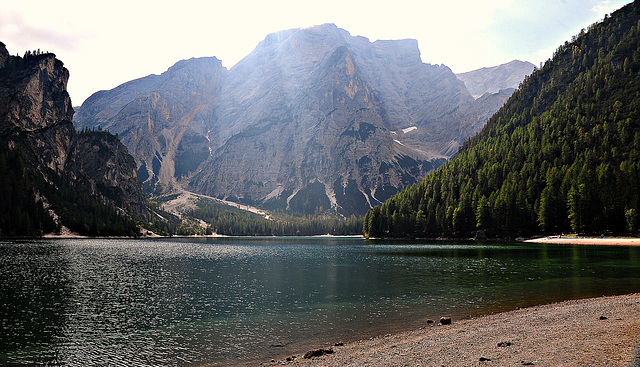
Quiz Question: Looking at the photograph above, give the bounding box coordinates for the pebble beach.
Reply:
[265,292,640,366]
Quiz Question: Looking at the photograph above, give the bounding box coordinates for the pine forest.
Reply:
[364,3,640,239]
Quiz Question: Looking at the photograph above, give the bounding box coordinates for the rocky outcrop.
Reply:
[0,42,147,229]
[68,131,147,217]
[0,44,75,176]
[303,348,334,359]
[0,48,74,134]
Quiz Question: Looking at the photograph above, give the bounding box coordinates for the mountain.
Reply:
[0,43,146,236]
[190,24,478,216]
[74,57,228,192]
[74,24,527,216]
[364,2,640,238]
[456,60,536,98]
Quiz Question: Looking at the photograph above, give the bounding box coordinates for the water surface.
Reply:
[1,238,640,365]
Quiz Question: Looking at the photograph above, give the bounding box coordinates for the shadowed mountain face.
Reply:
[75,24,530,216]
[0,42,146,235]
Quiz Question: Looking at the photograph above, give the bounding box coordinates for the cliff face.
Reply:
[74,25,531,216]
[0,45,75,175]
[190,25,465,215]
[0,47,74,133]
[0,42,147,229]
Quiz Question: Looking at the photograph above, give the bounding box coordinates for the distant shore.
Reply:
[267,293,640,366]
[525,236,640,246]
[34,234,640,246]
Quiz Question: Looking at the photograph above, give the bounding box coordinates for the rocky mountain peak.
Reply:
[456,60,535,98]
[187,25,474,215]
[74,25,532,216]
[166,56,224,73]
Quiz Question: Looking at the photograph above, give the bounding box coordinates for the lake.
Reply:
[2,237,640,366]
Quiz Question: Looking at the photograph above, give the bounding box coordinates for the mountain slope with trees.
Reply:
[364,2,640,238]
[0,43,146,236]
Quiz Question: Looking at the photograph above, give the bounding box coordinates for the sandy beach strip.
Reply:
[525,236,640,246]
[266,293,640,366]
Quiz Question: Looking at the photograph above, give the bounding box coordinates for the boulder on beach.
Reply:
[303,347,334,359]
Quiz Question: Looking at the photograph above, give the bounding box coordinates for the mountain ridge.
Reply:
[456,60,536,98]
[74,24,533,216]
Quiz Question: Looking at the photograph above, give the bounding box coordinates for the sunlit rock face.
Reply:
[74,57,228,190]
[190,24,468,215]
[75,24,528,216]
[456,60,535,98]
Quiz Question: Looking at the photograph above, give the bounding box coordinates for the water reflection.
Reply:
[0,241,72,364]
[0,238,639,366]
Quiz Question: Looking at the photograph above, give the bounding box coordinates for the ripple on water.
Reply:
[2,238,640,365]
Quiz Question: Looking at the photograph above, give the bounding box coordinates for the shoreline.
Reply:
[39,233,363,240]
[266,293,640,366]
[33,235,640,244]
[525,236,640,246]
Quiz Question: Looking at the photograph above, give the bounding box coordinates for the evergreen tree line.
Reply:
[365,3,640,239]
[0,142,141,237]
[0,49,57,80]
[188,198,363,236]
[0,146,57,236]
[39,172,140,237]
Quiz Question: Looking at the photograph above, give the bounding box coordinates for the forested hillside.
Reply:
[364,2,640,238]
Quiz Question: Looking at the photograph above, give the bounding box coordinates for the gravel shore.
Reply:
[525,237,640,246]
[265,293,640,366]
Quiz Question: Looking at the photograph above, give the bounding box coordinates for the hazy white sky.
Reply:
[0,0,631,105]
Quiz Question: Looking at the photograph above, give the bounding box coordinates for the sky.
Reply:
[0,0,631,105]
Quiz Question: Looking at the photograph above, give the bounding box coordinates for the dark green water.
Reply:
[2,238,640,366]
